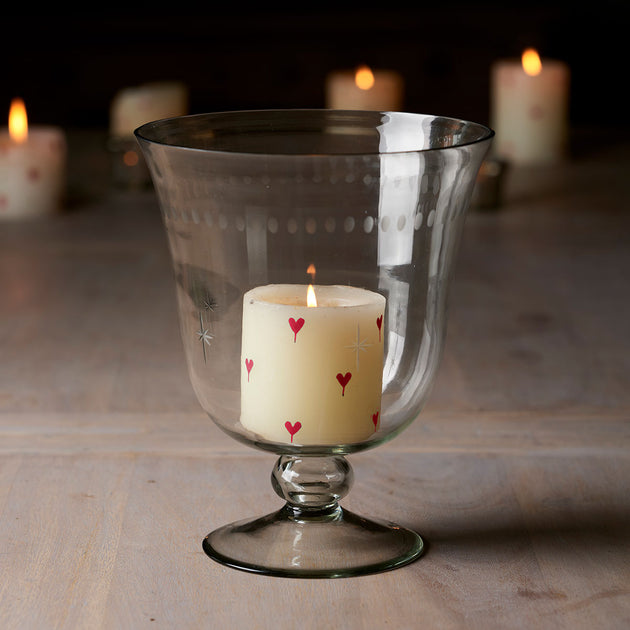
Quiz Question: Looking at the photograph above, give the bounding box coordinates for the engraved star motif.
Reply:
[196,313,214,363]
[345,324,372,369]
[202,294,217,312]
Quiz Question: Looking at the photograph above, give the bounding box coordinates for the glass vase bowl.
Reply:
[136,109,493,578]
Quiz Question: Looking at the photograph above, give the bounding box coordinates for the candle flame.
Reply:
[123,149,139,166]
[9,97,28,143]
[307,284,317,307]
[355,65,375,91]
[522,48,542,77]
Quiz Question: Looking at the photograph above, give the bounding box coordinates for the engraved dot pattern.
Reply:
[163,161,445,238]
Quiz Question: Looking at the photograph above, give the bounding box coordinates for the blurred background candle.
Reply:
[109,81,189,139]
[108,81,188,187]
[0,98,66,220]
[491,48,570,165]
[325,65,404,111]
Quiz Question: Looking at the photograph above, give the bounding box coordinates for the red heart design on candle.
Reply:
[336,372,352,396]
[245,358,253,381]
[288,317,305,342]
[372,412,379,430]
[376,315,383,340]
[285,421,302,443]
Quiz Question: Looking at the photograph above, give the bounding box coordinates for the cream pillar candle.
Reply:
[491,49,570,165]
[109,82,188,188]
[109,81,189,139]
[0,98,66,220]
[326,66,404,111]
[241,284,385,445]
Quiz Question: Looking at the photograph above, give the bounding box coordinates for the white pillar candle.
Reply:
[326,66,404,111]
[491,49,570,165]
[0,99,66,220]
[241,284,386,445]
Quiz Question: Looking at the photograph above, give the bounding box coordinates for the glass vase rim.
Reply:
[134,108,494,157]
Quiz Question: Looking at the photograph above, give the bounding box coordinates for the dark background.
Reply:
[0,5,623,138]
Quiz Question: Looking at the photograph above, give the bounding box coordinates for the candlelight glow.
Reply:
[522,48,542,77]
[307,284,317,307]
[9,97,28,143]
[355,66,375,91]
[123,149,139,166]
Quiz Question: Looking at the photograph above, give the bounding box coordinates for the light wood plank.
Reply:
[1,449,627,629]
[0,455,135,629]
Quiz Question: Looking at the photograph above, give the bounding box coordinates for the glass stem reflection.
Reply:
[271,455,353,516]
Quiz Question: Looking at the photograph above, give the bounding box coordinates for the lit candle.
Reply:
[325,66,404,111]
[0,98,66,220]
[491,49,570,165]
[240,282,385,445]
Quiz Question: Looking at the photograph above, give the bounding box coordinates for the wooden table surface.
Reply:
[1,131,629,629]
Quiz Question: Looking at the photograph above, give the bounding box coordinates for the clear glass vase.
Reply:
[136,109,493,577]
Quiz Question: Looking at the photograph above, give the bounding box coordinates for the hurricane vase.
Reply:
[136,109,493,577]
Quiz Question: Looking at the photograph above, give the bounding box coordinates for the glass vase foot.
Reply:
[202,455,423,577]
[203,504,424,578]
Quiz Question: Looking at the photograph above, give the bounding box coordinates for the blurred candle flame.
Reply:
[522,48,542,77]
[355,66,375,91]
[123,149,139,166]
[9,97,28,143]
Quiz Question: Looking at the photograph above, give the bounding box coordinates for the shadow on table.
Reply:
[414,502,630,561]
